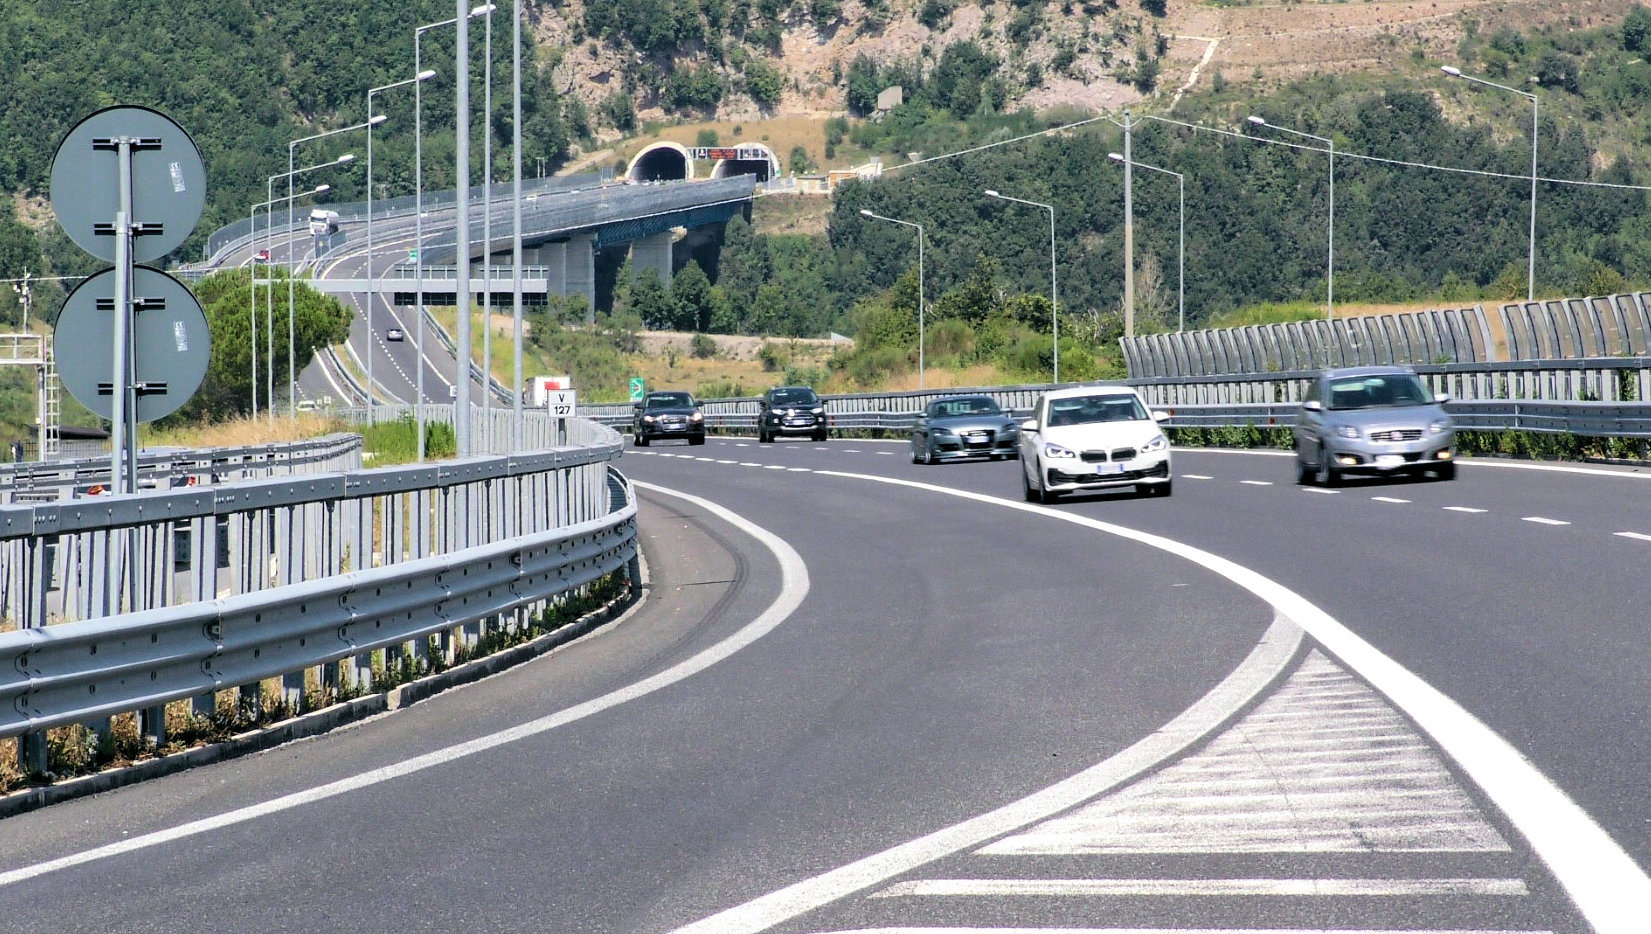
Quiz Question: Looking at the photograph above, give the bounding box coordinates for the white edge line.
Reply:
[666,610,1304,934]
[0,482,809,890]
[674,469,1650,934]
[792,929,1552,934]
[872,877,1530,897]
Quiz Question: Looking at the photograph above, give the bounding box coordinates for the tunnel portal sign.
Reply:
[689,146,773,161]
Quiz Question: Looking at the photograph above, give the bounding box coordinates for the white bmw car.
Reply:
[1018,385,1173,503]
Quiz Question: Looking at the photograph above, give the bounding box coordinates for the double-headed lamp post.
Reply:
[984,189,1059,383]
[1442,65,1539,302]
[859,209,926,390]
[1248,115,1334,323]
[249,184,329,418]
[366,70,436,426]
[287,115,384,417]
[268,154,354,424]
[1106,155,1183,333]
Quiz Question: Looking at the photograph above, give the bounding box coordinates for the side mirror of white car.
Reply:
[1301,400,1323,412]
[1434,392,1452,403]
[1021,419,1038,433]
[1151,410,1170,422]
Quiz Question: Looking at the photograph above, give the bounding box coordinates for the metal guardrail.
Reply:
[576,360,1651,440]
[0,416,631,757]
[0,434,364,502]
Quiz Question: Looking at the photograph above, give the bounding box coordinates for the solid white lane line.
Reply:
[0,484,810,890]
[1240,481,1272,486]
[1614,532,1651,542]
[786,929,1550,934]
[1371,497,1410,504]
[665,615,1304,934]
[780,472,1651,934]
[1444,507,1487,514]
[1522,517,1570,526]
[873,878,1528,898]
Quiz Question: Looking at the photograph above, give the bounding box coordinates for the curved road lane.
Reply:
[0,463,1273,932]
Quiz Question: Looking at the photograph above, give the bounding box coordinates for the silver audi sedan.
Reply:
[910,394,1020,464]
[1294,365,1456,484]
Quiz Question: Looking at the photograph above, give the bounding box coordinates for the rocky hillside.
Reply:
[531,0,1643,128]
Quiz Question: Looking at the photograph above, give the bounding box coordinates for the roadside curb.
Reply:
[0,584,645,820]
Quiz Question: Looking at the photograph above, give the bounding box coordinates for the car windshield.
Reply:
[646,392,693,407]
[770,389,817,406]
[1326,375,1432,410]
[931,397,1001,418]
[1047,394,1147,427]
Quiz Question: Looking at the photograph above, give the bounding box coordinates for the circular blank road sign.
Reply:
[54,266,212,423]
[50,105,207,264]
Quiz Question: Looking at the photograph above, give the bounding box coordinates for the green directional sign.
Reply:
[628,377,645,402]
[407,248,419,260]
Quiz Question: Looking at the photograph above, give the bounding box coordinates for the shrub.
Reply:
[690,333,718,358]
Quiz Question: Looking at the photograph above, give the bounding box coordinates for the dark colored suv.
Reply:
[633,391,705,446]
[758,386,827,443]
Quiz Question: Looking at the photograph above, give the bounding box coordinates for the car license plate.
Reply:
[1375,454,1405,469]
[1097,462,1124,475]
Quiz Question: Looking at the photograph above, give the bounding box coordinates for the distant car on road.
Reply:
[254,249,270,263]
[911,394,1019,464]
[758,386,827,443]
[1019,385,1172,503]
[385,327,404,342]
[1293,365,1455,485]
[632,391,705,446]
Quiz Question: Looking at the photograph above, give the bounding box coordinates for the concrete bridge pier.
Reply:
[630,231,675,289]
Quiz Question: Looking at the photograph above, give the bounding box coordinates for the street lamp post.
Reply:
[366,70,436,427]
[1248,115,1334,322]
[267,154,355,424]
[1106,154,1184,333]
[415,3,494,461]
[1442,65,1539,302]
[249,184,330,418]
[859,209,926,389]
[287,116,383,418]
[511,0,525,447]
[984,189,1060,383]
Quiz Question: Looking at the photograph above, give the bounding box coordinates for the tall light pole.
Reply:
[287,116,382,418]
[1442,65,1539,302]
[1248,115,1334,322]
[249,184,329,418]
[480,2,495,446]
[859,209,926,389]
[415,3,494,461]
[511,0,525,447]
[984,189,1060,383]
[366,70,436,426]
[268,154,354,424]
[1107,154,1184,333]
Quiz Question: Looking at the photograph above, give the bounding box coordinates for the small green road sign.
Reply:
[628,377,645,402]
[407,248,419,260]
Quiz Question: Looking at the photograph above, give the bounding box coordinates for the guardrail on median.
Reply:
[0,417,633,772]
[574,357,1651,439]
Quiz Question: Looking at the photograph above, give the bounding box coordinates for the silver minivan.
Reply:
[1294,365,1455,484]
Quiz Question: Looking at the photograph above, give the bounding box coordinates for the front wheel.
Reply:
[689,435,705,446]
[633,434,649,447]
[1022,464,1040,502]
[1313,445,1339,487]
[758,430,772,444]
[1295,444,1314,485]
[1036,469,1059,505]
[1434,461,1456,481]
[813,430,828,442]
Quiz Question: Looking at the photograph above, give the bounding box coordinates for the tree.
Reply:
[1624,4,1651,52]
[170,268,351,423]
[745,58,784,109]
[627,269,674,329]
[671,261,715,331]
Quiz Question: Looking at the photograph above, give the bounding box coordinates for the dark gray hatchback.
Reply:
[1293,365,1456,484]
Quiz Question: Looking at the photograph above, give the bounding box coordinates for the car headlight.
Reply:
[642,415,656,424]
[931,427,957,438]
[690,412,704,423]
[810,406,824,415]
[1334,424,1360,439]
[1429,419,1450,434]
[1043,442,1077,459]
[1142,434,1168,452]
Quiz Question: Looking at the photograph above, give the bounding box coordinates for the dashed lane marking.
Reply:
[1183,474,1213,480]
[1302,488,1337,495]
[1240,480,1272,486]
[1444,506,1487,513]
[1371,496,1410,504]
[787,467,811,472]
[1522,517,1570,526]
[1615,531,1651,542]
